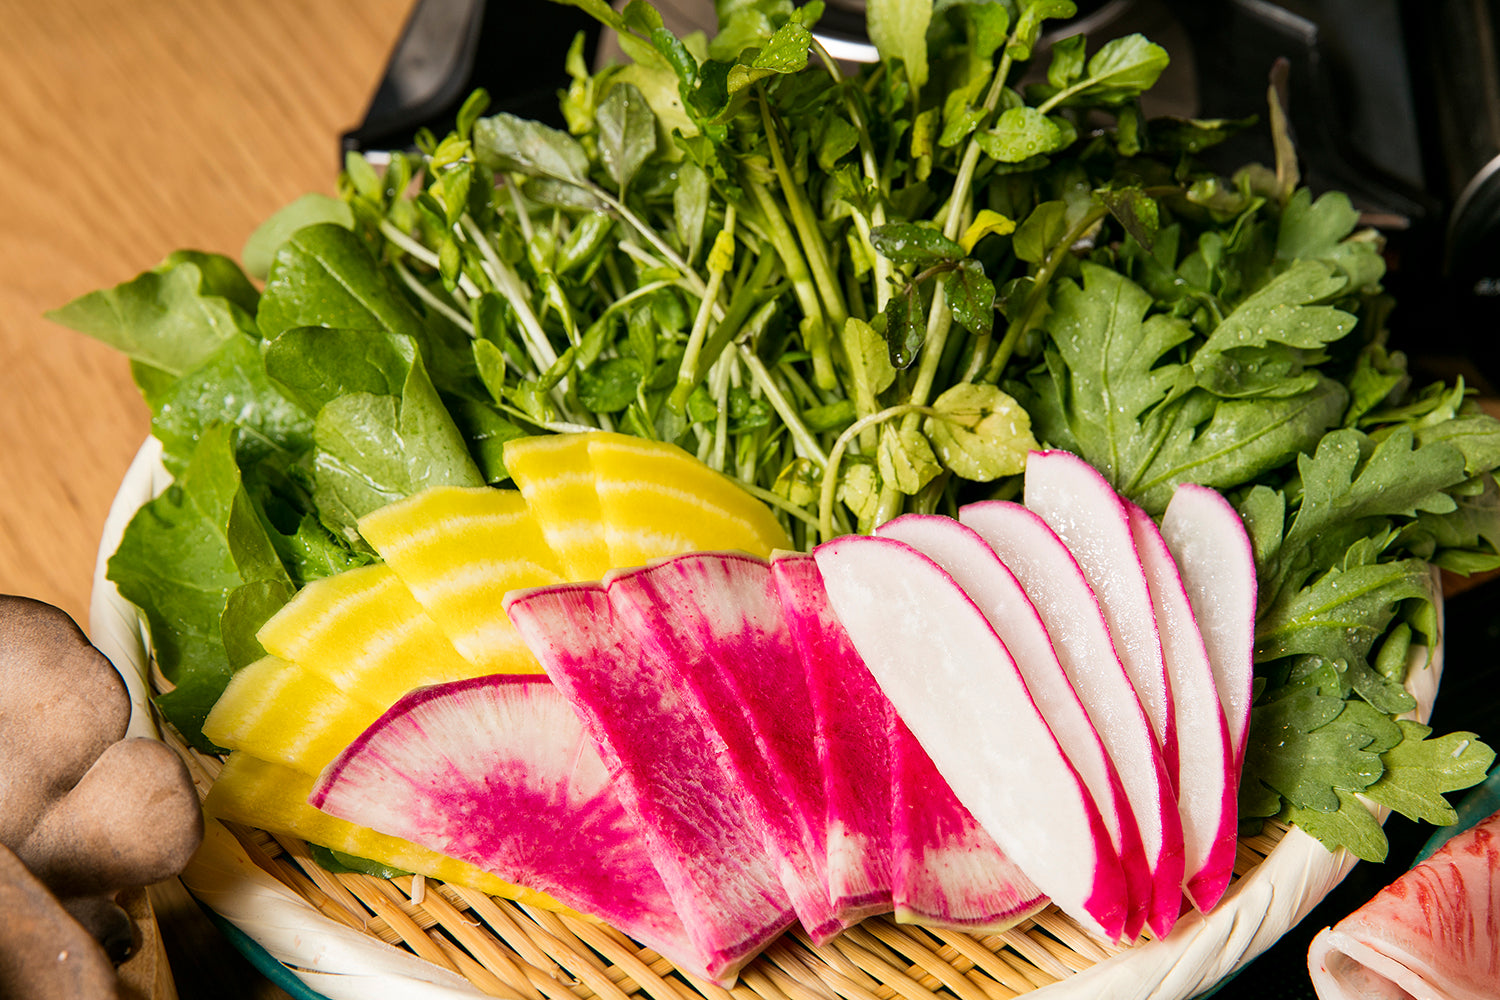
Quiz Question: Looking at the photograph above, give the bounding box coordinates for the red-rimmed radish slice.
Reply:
[357,486,564,673]
[308,675,698,975]
[606,553,839,943]
[889,715,1047,931]
[1160,484,1257,771]
[771,553,896,924]
[874,514,1144,932]
[504,582,793,984]
[1023,450,1177,781]
[813,534,1128,943]
[1126,502,1238,913]
[959,501,1184,940]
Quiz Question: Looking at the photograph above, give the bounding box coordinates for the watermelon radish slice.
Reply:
[959,501,1185,940]
[813,534,1129,942]
[874,514,1143,931]
[502,433,614,580]
[504,581,794,983]
[357,485,564,673]
[308,675,701,976]
[1023,451,1177,782]
[889,716,1047,931]
[605,553,840,943]
[588,434,792,567]
[770,553,896,924]
[1126,502,1238,913]
[1160,484,1256,772]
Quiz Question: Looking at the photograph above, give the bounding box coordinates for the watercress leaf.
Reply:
[883,285,926,369]
[1012,200,1069,264]
[976,106,1066,163]
[867,0,932,90]
[577,356,645,412]
[1072,33,1170,105]
[878,422,941,494]
[870,223,965,267]
[844,316,897,397]
[923,383,1037,480]
[1046,33,1086,89]
[1363,721,1497,826]
[1007,0,1075,61]
[473,112,592,185]
[959,209,1016,254]
[597,82,658,192]
[1094,186,1159,253]
[1144,114,1256,154]
[622,0,664,32]
[942,259,995,336]
[710,0,797,60]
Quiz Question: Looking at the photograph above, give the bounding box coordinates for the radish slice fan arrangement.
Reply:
[310,448,1255,984]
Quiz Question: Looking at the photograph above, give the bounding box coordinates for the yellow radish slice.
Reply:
[358,486,564,673]
[256,564,483,708]
[588,433,791,567]
[202,657,384,775]
[206,751,564,908]
[503,433,613,580]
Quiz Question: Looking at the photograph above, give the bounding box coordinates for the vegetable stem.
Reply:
[818,403,939,541]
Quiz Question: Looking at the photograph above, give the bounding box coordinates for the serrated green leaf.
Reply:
[1284,789,1389,862]
[1363,721,1497,825]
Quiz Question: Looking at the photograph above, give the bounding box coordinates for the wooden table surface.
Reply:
[0,0,415,995]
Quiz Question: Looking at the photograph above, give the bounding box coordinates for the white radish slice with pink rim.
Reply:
[1126,501,1238,913]
[813,534,1129,942]
[959,501,1185,940]
[771,553,895,924]
[1023,450,1178,781]
[606,553,840,943]
[875,514,1145,931]
[307,675,698,975]
[889,715,1047,930]
[504,582,794,984]
[1160,484,1257,772]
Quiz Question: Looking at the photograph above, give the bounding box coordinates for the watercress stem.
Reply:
[818,403,940,541]
[746,177,838,389]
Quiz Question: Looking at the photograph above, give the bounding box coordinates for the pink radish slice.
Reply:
[771,553,895,924]
[1160,484,1257,772]
[875,514,1146,932]
[1023,451,1177,782]
[959,501,1185,941]
[606,553,841,943]
[308,675,699,974]
[504,583,793,983]
[813,534,1129,942]
[1126,502,1238,913]
[890,715,1047,930]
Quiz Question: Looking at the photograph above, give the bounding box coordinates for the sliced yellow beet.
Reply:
[588,433,792,566]
[256,564,484,707]
[358,486,562,673]
[206,752,566,910]
[203,657,385,775]
[502,433,613,580]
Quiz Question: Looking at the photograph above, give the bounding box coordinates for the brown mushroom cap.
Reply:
[0,842,120,1000]
[0,595,131,849]
[18,738,204,898]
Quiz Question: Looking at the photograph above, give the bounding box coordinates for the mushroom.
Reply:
[0,595,204,997]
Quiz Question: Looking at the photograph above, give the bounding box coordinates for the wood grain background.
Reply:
[0,1,412,995]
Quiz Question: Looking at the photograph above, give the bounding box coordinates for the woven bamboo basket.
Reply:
[90,437,1447,1000]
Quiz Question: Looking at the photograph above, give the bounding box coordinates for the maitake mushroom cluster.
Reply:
[1,596,203,999]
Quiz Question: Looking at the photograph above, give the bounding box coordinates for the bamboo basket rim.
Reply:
[89,436,1448,1000]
